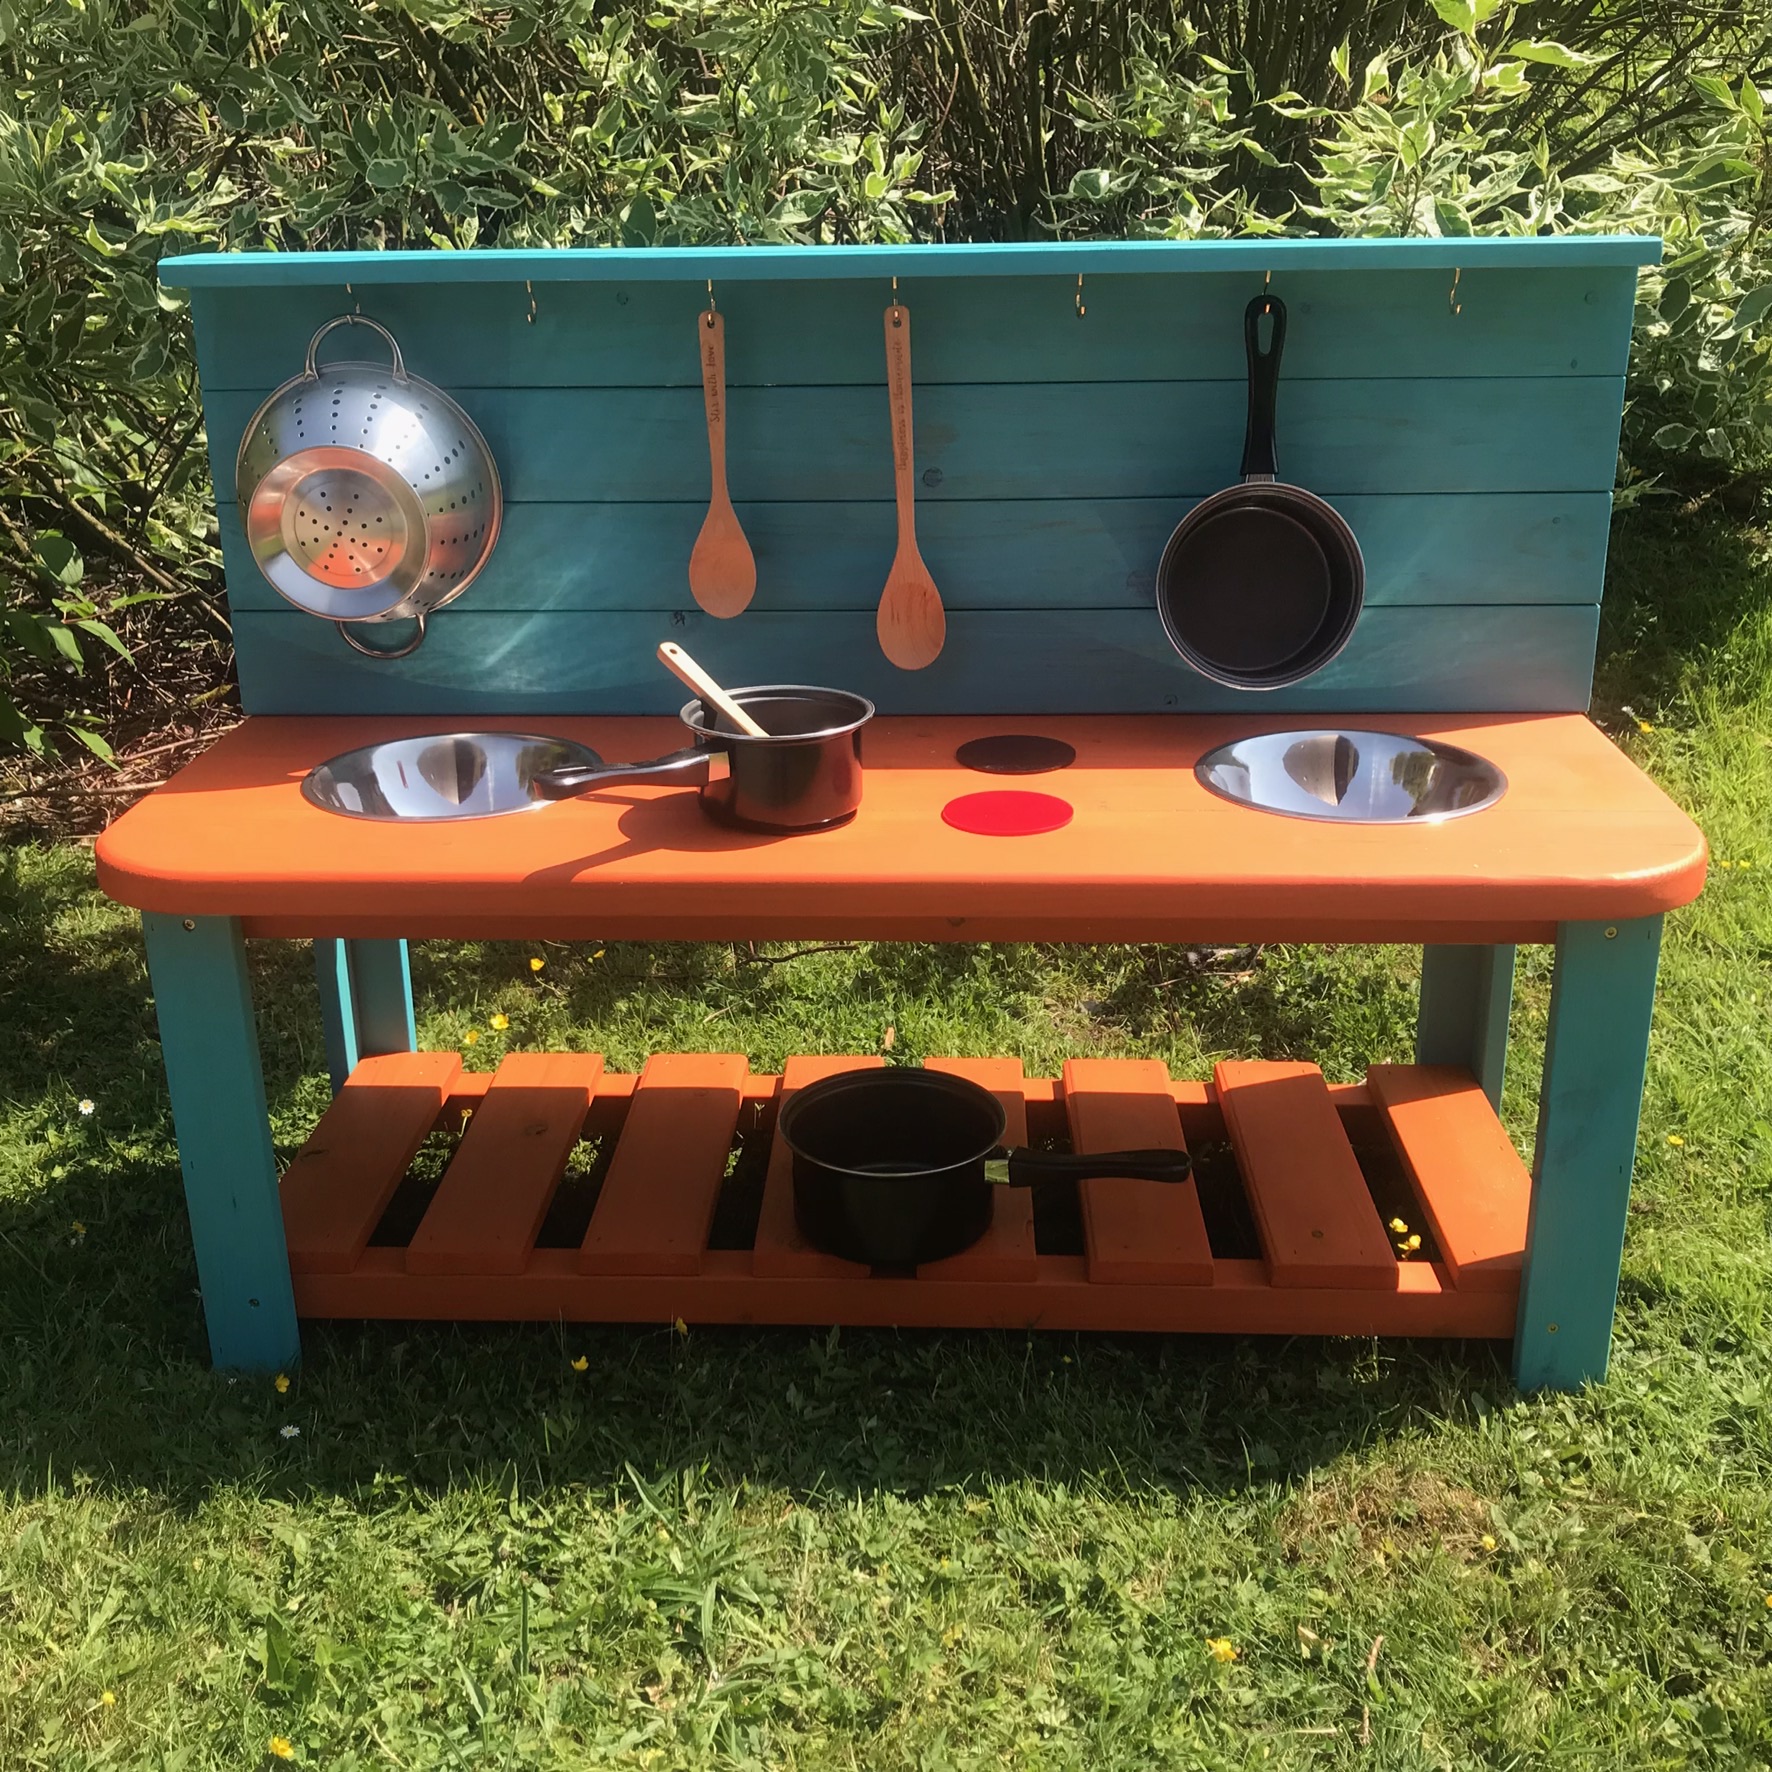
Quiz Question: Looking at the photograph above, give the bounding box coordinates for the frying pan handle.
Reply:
[529,747,726,800]
[997,1147,1192,1186]
[1240,294,1285,482]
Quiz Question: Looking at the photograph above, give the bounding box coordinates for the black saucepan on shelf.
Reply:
[531,685,873,832]
[1155,294,1364,690]
[778,1067,1193,1265]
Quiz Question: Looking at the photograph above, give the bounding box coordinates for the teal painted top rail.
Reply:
[160,235,1661,288]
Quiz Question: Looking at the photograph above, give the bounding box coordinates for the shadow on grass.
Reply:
[1594,501,1772,721]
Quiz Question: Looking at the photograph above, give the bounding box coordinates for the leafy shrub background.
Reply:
[1,0,1769,760]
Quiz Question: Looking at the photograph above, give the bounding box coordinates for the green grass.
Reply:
[3,505,1772,1769]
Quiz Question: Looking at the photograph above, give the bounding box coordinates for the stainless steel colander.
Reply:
[234,316,502,657]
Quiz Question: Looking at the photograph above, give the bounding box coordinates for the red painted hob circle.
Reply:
[940,790,1075,836]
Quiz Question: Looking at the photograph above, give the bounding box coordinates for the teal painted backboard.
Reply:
[160,237,1658,716]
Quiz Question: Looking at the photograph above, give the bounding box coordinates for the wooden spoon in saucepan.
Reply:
[656,641,770,737]
[877,301,946,670]
[687,308,757,618]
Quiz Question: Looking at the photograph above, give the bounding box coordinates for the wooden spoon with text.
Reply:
[876,301,946,669]
[687,308,757,618]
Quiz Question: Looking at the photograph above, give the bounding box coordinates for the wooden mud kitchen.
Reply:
[96,237,1705,1393]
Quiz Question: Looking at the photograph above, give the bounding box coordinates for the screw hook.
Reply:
[705,279,716,327]
[346,282,360,317]
[1075,273,1086,319]
[1449,266,1462,317]
[1264,268,1272,292]
[526,279,536,325]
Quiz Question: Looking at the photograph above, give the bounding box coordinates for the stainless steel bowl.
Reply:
[235,317,502,654]
[1195,730,1506,823]
[302,733,597,822]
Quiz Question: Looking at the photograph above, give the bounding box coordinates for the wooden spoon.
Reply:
[687,309,756,618]
[877,301,946,670]
[656,641,769,737]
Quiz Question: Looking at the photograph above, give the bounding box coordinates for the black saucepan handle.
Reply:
[530,747,715,800]
[994,1147,1192,1186]
[1240,293,1285,483]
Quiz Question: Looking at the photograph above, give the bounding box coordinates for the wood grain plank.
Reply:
[189,267,1638,390]
[752,1056,879,1281]
[219,491,1614,614]
[231,604,1601,719]
[280,1051,462,1275]
[579,1053,750,1275]
[1215,1060,1396,1290]
[405,1052,602,1275]
[1367,1063,1531,1295]
[1061,1057,1211,1284]
[164,236,1661,292]
[207,377,1628,506]
[916,1057,1038,1282]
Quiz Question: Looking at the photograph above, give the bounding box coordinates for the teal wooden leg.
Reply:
[314,938,416,1093]
[142,912,299,1371]
[1417,943,1515,1110]
[1513,916,1663,1392]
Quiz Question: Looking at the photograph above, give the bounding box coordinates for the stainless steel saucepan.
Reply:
[234,316,502,658]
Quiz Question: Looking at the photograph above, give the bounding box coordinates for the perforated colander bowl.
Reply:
[235,316,502,654]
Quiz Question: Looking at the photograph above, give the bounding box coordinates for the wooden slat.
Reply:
[1214,1060,1396,1290]
[751,1056,878,1280]
[917,1057,1038,1282]
[220,491,1613,615]
[578,1053,749,1275]
[231,605,1601,720]
[208,378,1627,506]
[165,237,1661,291]
[405,1052,602,1275]
[1061,1058,1211,1285]
[280,1051,462,1275]
[1368,1064,1531,1294]
[190,266,1637,389]
[296,1250,1519,1337]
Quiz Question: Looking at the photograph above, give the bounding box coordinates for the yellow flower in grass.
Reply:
[1667,1134,1685,1147]
[489,1013,509,1031]
[1205,1637,1238,1663]
[1763,1592,1772,1609]
[1405,1234,1422,1251]
[100,1691,115,1707]
[529,957,545,973]
[274,1374,289,1394]
[570,1355,589,1372]
[1388,1217,1408,1234]
[464,1028,479,1046]
[268,1740,295,1761]
[674,1317,689,1338]
[1481,1533,1498,1552]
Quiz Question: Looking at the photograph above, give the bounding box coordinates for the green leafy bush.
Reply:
[1,0,1768,761]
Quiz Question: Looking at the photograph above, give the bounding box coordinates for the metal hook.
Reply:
[705,280,717,327]
[525,279,536,326]
[1075,273,1086,319]
[346,282,360,317]
[1449,266,1462,317]
[1264,268,1272,292]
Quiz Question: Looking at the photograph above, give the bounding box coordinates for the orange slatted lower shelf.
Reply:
[280,1054,1529,1339]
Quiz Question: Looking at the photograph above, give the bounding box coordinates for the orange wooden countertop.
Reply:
[94,713,1707,944]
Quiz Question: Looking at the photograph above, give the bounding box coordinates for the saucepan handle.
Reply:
[530,747,726,800]
[990,1147,1192,1186]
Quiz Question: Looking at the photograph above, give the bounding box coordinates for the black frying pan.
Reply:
[778,1067,1191,1266]
[1156,294,1364,690]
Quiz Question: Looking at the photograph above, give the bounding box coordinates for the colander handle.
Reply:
[304,315,408,382]
[336,613,426,659]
